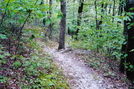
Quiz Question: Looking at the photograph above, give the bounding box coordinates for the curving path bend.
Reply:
[44,45,114,89]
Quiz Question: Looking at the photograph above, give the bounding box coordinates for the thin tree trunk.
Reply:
[108,4,112,14]
[41,0,46,26]
[118,0,123,15]
[119,0,126,73]
[75,0,84,38]
[94,0,98,30]
[58,0,66,49]
[104,3,108,15]
[112,0,115,22]
[117,0,123,27]
[98,3,104,30]
[0,0,10,27]
[48,0,53,39]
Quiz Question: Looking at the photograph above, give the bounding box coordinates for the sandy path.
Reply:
[44,45,113,89]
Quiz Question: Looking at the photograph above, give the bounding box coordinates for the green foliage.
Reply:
[29,35,35,40]
[13,60,22,69]
[0,0,69,88]
[0,34,7,39]
[0,48,10,64]
[19,40,69,88]
[68,0,125,60]
[124,62,134,71]
[0,75,8,83]
[37,71,69,89]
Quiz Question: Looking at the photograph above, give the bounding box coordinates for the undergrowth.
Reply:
[0,26,69,89]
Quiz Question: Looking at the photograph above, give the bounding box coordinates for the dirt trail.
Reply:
[44,44,114,89]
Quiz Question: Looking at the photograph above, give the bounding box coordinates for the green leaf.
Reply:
[17,7,23,11]
[56,0,61,2]
[46,19,51,25]
[130,49,134,52]
[115,18,122,22]
[0,55,5,59]
[4,0,15,3]
[13,60,22,68]
[29,35,35,40]
[129,65,133,69]
[57,15,62,19]
[125,66,128,68]
[0,34,7,39]
[0,76,8,83]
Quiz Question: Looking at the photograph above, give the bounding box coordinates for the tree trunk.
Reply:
[108,4,112,14]
[75,0,84,38]
[126,4,134,81]
[48,0,53,39]
[119,0,126,73]
[94,0,98,30]
[58,0,66,49]
[98,3,104,30]
[120,0,134,82]
[118,0,123,15]
[112,0,115,22]
[41,0,46,26]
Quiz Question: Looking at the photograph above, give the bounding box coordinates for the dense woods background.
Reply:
[0,0,134,88]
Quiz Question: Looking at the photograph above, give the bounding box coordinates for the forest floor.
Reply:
[42,40,130,89]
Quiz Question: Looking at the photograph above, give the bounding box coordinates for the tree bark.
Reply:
[126,3,134,81]
[120,0,134,82]
[75,0,84,38]
[118,0,123,15]
[119,0,126,73]
[108,4,112,14]
[58,0,66,49]
[48,0,53,39]
[98,3,105,30]
[112,0,115,22]
[41,0,46,26]
[94,0,98,30]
